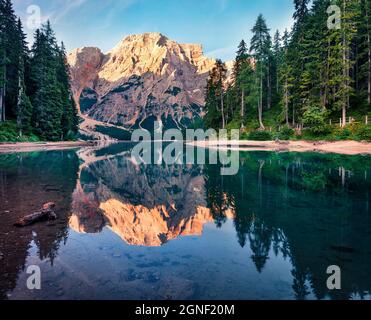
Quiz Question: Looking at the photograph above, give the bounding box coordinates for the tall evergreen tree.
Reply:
[250,14,271,129]
[273,30,282,98]
[280,30,295,125]
[233,40,249,124]
[0,0,5,122]
[30,22,64,141]
[338,0,359,126]
[58,42,78,139]
[16,18,32,135]
[204,60,227,129]
[357,0,371,106]
[2,0,20,119]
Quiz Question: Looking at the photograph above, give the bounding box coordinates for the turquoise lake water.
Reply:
[0,143,370,300]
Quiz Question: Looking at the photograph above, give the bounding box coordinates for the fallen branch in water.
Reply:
[14,202,57,227]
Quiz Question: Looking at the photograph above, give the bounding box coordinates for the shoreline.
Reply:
[0,140,370,156]
[0,141,95,154]
[188,140,371,156]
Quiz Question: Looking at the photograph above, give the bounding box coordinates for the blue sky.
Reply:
[13,0,295,61]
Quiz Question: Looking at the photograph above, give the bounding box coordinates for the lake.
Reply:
[0,143,370,300]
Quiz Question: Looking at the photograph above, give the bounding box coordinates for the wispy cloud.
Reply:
[51,0,88,23]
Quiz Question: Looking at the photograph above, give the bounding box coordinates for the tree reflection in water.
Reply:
[205,151,371,300]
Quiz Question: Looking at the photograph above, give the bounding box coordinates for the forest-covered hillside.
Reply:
[205,0,370,141]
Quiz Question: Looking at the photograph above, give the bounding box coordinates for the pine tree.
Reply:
[204,60,227,129]
[58,42,78,139]
[280,29,295,125]
[204,69,220,129]
[16,19,32,135]
[2,0,20,119]
[233,40,249,125]
[338,0,358,127]
[250,14,271,129]
[273,30,282,98]
[289,0,310,123]
[0,0,5,122]
[357,0,371,106]
[30,22,63,141]
[215,59,228,129]
[233,40,249,82]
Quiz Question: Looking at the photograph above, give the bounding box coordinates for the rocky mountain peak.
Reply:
[68,33,218,135]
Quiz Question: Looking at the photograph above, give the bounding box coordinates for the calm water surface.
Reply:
[0,143,370,300]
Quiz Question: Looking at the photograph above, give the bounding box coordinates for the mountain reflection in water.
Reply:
[0,143,370,300]
[69,147,235,246]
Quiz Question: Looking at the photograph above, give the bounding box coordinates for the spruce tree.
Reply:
[30,22,63,141]
[204,60,227,129]
[280,29,295,125]
[2,0,20,119]
[250,14,271,129]
[273,30,282,99]
[357,0,371,106]
[58,42,78,139]
[0,0,5,122]
[233,40,249,124]
[16,19,32,135]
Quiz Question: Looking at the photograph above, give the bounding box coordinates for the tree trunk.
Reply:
[341,0,347,127]
[0,87,3,123]
[259,66,265,129]
[14,202,57,227]
[342,48,347,127]
[285,80,289,125]
[367,3,371,105]
[241,90,244,125]
[267,60,271,109]
[324,39,330,108]
[17,75,22,136]
[221,92,225,129]
[1,49,6,122]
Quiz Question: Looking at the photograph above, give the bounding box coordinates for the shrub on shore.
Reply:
[0,121,41,143]
[247,130,273,141]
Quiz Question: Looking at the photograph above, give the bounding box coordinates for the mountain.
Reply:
[68,33,217,138]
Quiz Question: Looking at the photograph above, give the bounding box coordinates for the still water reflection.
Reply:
[0,143,370,300]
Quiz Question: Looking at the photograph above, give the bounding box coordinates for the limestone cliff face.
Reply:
[68,33,216,130]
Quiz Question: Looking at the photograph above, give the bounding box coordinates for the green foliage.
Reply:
[248,130,273,141]
[0,120,40,142]
[333,127,352,140]
[204,59,228,129]
[332,123,371,141]
[353,124,371,141]
[278,125,295,140]
[16,89,32,134]
[302,105,329,134]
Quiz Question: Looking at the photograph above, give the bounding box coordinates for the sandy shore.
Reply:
[188,140,371,155]
[1,140,370,156]
[0,141,94,154]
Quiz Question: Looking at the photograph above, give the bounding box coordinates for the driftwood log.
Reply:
[14,202,57,227]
